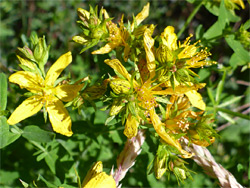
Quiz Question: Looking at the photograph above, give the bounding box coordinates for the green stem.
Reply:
[217,107,250,120]
[177,1,203,38]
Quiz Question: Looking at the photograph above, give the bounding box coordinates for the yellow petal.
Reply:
[149,109,192,158]
[45,52,72,87]
[7,96,43,125]
[185,90,206,110]
[82,161,103,186]
[101,8,110,19]
[131,3,150,31]
[161,26,177,51]
[83,172,116,188]
[92,43,117,54]
[124,114,139,139]
[232,0,245,9]
[54,83,84,102]
[82,161,116,188]
[46,98,73,136]
[9,71,43,93]
[104,59,131,82]
[144,26,155,73]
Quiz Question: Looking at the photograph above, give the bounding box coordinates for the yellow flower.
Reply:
[7,52,83,136]
[92,3,150,62]
[82,161,116,188]
[104,59,192,158]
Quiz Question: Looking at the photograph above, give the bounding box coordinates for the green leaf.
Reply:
[207,87,215,106]
[19,179,29,188]
[45,147,59,174]
[237,164,244,172]
[105,115,115,125]
[0,73,7,111]
[37,174,57,188]
[218,111,235,124]
[37,152,48,162]
[229,53,246,68]
[203,21,222,40]
[197,68,210,82]
[22,125,55,142]
[0,117,21,149]
[225,35,250,63]
[215,71,226,105]
[218,95,243,108]
[243,19,250,30]
[218,0,228,30]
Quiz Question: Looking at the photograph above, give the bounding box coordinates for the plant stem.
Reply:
[177,1,203,38]
[217,107,250,120]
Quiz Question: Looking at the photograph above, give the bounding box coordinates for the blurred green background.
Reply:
[0,0,249,187]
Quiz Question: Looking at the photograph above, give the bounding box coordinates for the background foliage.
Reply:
[0,0,249,187]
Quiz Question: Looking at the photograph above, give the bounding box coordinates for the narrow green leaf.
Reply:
[218,95,243,108]
[0,73,7,111]
[37,152,48,162]
[243,19,250,30]
[218,111,235,124]
[215,71,226,105]
[207,87,215,106]
[22,125,54,142]
[37,174,57,188]
[105,115,116,125]
[19,179,29,188]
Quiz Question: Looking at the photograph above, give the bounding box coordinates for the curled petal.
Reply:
[54,83,84,102]
[104,59,140,87]
[92,43,117,54]
[46,98,73,136]
[131,3,150,31]
[7,96,43,125]
[9,71,44,93]
[161,26,177,51]
[82,161,116,188]
[45,52,72,87]
[83,172,116,188]
[124,114,139,139]
[185,90,206,111]
[149,109,192,158]
[191,137,215,147]
[144,26,155,74]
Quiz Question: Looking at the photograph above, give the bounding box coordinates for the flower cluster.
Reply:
[8,2,219,183]
[73,3,218,181]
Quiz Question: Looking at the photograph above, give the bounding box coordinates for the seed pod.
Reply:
[84,84,107,100]
[109,99,123,116]
[154,155,168,179]
[110,78,131,95]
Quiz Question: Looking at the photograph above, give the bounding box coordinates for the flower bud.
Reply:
[110,78,131,95]
[156,44,173,64]
[83,84,107,100]
[109,99,124,116]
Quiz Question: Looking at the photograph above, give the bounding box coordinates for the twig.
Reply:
[112,130,146,187]
[182,139,244,188]
[216,107,250,132]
